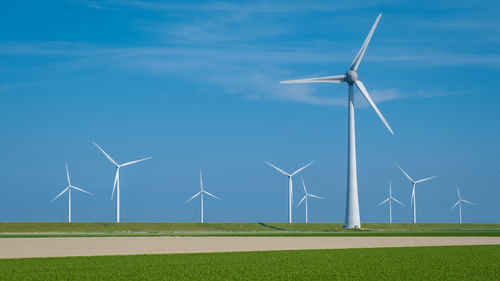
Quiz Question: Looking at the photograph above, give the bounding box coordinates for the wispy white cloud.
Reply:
[135,12,284,45]
[2,0,494,104]
[72,0,109,9]
[4,41,499,67]
[0,40,488,105]
[75,0,381,13]
[416,19,496,30]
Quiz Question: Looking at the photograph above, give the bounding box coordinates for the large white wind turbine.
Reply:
[186,170,221,223]
[378,180,405,223]
[265,161,314,223]
[451,185,473,224]
[296,176,324,223]
[397,165,437,223]
[51,162,93,223]
[93,142,151,223]
[280,14,393,229]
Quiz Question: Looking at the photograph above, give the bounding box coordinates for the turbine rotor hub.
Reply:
[345,70,358,84]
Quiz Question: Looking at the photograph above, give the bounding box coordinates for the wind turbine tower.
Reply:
[93,142,151,223]
[397,165,437,223]
[280,14,393,228]
[265,161,314,223]
[378,180,405,223]
[186,170,221,223]
[297,176,324,223]
[451,185,473,224]
[51,162,93,223]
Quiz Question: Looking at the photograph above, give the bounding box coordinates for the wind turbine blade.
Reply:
[71,186,94,196]
[186,191,201,203]
[121,157,152,167]
[462,199,474,205]
[396,165,414,183]
[291,161,315,176]
[415,175,438,183]
[265,162,289,176]
[392,197,406,206]
[280,75,345,84]
[111,170,119,200]
[354,80,394,135]
[203,190,222,200]
[456,185,461,200]
[296,196,306,207]
[308,194,324,200]
[301,176,307,194]
[51,187,69,203]
[93,142,118,167]
[65,162,71,186]
[350,13,382,71]
[450,200,460,210]
[378,197,390,206]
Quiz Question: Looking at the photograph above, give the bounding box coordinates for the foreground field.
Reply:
[1,222,499,237]
[1,245,498,280]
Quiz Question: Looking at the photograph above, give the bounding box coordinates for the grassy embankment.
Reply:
[1,222,499,237]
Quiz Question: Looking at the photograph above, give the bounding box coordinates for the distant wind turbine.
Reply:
[296,176,324,223]
[51,162,93,223]
[397,165,438,223]
[265,161,314,223]
[93,142,151,223]
[451,185,473,224]
[186,170,221,223]
[378,180,405,223]
[280,14,393,229]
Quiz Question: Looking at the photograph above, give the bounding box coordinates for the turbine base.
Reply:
[343,224,361,229]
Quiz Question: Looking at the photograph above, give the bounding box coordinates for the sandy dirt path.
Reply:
[1,236,499,259]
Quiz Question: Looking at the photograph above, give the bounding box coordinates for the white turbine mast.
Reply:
[51,162,93,223]
[397,165,437,223]
[296,176,324,223]
[280,14,392,229]
[265,161,314,223]
[93,142,151,223]
[451,185,473,224]
[378,180,405,223]
[186,170,221,223]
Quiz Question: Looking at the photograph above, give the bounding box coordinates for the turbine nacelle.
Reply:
[345,70,358,85]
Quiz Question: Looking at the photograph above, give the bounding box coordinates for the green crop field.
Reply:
[0,245,498,280]
[0,222,499,237]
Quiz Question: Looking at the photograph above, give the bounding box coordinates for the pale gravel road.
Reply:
[1,236,499,259]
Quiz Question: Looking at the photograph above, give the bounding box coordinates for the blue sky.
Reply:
[1,0,499,223]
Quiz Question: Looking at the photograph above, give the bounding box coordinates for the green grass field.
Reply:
[0,245,498,280]
[0,222,499,237]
